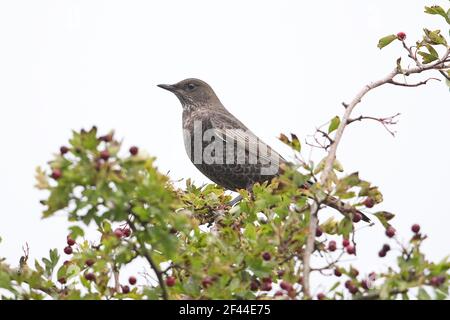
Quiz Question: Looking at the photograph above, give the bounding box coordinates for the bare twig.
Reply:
[439,70,450,81]
[302,200,319,298]
[387,77,440,87]
[347,113,401,137]
[113,264,120,293]
[128,221,169,300]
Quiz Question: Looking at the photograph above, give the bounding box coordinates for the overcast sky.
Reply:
[0,0,449,294]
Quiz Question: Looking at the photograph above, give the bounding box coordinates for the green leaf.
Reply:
[68,226,84,239]
[374,211,395,228]
[377,34,397,49]
[278,133,301,152]
[328,281,340,292]
[423,29,447,46]
[424,5,450,24]
[49,249,59,266]
[418,51,438,64]
[243,223,257,242]
[290,133,301,152]
[0,271,12,290]
[328,116,340,134]
[426,44,439,58]
[418,44,439,64]
[337,218,353,238]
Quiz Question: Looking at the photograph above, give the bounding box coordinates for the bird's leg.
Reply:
[228,194,243,207]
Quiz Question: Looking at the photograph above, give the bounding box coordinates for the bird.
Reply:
[158,78,370,222]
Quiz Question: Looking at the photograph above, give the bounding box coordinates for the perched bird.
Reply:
[158,78,370,222]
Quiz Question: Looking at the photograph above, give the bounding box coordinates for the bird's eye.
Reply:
[186,83,196,91]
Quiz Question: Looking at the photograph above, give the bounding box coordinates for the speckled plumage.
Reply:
[158,79,370,222]
[158,78,284,191]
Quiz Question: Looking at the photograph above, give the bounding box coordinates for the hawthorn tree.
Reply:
[0,4,449,300]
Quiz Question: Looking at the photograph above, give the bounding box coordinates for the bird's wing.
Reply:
[209,113,285,166]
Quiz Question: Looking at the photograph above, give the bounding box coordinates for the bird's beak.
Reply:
[157,84,177,92]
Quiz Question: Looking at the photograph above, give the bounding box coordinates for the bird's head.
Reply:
[157,78,220,111]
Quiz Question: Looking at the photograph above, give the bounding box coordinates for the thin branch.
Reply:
[439,70,450,81]
[357,289,408,300]
[311,251,345,272]
[401,41,421,67]
[302,200,319,298]
[387,77,440,87]
[112,264,120,293]
[347,113,401,137]
[128,221,169,300]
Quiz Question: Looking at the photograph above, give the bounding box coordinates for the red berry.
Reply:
[165,276,176,287]
[261,281,272,291]
[262,277,272,284]
[334,268,342,277]
[350,268,359,277]
[85,273,95,281]
[262,252,271,261]
[342,239,350,247]
[397,32,406,40]
[63,260,71,266]
[129,146,139,156]
[277,270,285,278]
[100,150,110,161]
[378,250,386,258]
[346,244,356,255]
[287,289,297,299]
[363,197,375,208]
[385,226,396,238]
[411,224,420,234]
[344,280,353,289]
[317,293,326,300]
[280,281,293,292]
[60,146,69,155]
[250,280,260,291]
[328,240,337,252]
[202,276,214,288]
[430,276,445,287]
[352,212,362,223]
[348,284,358,294]
[315,227,323,237]
[274,290,284,297]
[58,277,67,284]
[51,168,62,180]
[361,279,369,290]
[64,246,73,255]
[121,285,130,294]
[67,237,76,246]
[123,228,131,237]
[382,244,391,252]
[85,259,95,267]
[114,228,124,239]
[128,276,137,285]
[430,277,439,287]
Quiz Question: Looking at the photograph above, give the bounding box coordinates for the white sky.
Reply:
[0,0,449,294]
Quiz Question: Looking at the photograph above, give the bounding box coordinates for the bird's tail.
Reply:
[323,196,371,223]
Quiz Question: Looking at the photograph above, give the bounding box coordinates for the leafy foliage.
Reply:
[0,127,448,300]
[0,4,449,300]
